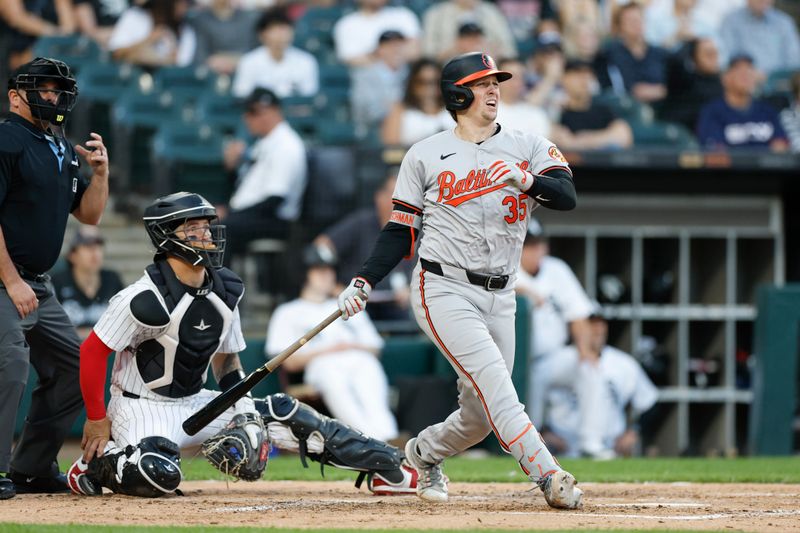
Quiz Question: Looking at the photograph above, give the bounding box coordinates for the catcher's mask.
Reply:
[143,192,226,268]
[440,52,512,111]
[9,57,79,126]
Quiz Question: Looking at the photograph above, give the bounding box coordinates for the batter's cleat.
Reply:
[66,457,103,496]
[367,464,418,496]
[538,470,583,510]
[9,471,70,494]
[404,438,448,503]
[0,476,15,500]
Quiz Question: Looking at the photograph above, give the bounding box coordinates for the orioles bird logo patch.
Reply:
[482,54,495,69]
[548,145,567,164]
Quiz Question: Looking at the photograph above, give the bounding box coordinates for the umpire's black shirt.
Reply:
[0,113,89,274]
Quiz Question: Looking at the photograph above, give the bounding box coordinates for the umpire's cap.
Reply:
[244,87,281,110]
[441,52,511,111]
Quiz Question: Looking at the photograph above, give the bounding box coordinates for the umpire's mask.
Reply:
[9,57,79,126]
[143,192,227,268]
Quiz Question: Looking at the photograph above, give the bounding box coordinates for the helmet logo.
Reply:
[482,54,495,69]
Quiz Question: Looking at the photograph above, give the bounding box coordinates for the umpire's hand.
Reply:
[6,277,38,318]
[82,417,112,461]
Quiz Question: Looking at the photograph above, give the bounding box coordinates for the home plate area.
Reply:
[1,481,798,531]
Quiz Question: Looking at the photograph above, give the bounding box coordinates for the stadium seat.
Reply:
[301,146,357,233]
[294,5,350,37]
[151,123,228,202]
[194,92,243,134]
[153,66,221,105]
[764,69,797,95]
[316,120,357,145]
[282,96,318,139]
[631,121,698,149]
[319,63,350,89]
[71,62,143,141]
[112,89,184,191]
[594,91,653,124]
[31,35,104,72]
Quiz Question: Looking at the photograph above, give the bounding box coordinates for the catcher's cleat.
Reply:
[404,438,448,503]
[367,463,418,496]
[538,470,583,509]
[67,457,103,496]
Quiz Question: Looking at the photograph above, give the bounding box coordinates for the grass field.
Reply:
[173,454,800,484]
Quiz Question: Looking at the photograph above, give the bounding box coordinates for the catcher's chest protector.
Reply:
[135,261,243,398]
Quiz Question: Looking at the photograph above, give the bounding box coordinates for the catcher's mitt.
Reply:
[201,412,270,481]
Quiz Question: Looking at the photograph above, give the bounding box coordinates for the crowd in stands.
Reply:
[1,0,798,153]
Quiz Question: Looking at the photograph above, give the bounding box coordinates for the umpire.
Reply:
[0,57,109,499]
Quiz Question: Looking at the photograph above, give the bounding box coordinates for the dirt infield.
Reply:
[1,481,798,531]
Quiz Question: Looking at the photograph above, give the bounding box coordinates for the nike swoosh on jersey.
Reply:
[440,152,456,160]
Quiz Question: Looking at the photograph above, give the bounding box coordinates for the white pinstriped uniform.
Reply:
[395,125,571,480]
[93,272,250,449]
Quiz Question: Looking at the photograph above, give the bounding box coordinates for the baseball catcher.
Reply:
[66,192,415,497]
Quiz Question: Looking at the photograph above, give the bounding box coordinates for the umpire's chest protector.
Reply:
[133,261,243,398]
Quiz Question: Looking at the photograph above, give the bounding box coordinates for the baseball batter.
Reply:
[67,192,417,497]
[337,52,583,509]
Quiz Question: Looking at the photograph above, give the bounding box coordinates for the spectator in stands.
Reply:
[644,0,717,51]
[496,0,556,44]
[266,248,399,441]
[525,30,566,116]
[108,0,196,68]
[452,22,488,57]
[221,88,307,265]
[514,220,595,452]
[189,0,258,76]
[779,72,800,152]
[547,0,603,35]
[495,57,551,138]
[0,0,77,70]
[381,58,454,147]
[562,17,614,90]
[232,7,318,98]
[696,54,789,151]
[421,0,517,62]
[720,0,800,76]
[551,59,633,150]
[333,0,421,68]
[692,0,746,31]
[314,172,413,322]
[539,307,658,459]
[604,2,669,103]
[351,30,410,138]
[75,0,129,49]
[661,37,723,130]
[51,227,123,340]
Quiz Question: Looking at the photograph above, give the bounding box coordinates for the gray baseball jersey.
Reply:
[393,126,570,274]
[401,125,572,483]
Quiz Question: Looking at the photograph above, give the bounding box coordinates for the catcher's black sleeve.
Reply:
[356,202,419,288]
[527,168,577,211]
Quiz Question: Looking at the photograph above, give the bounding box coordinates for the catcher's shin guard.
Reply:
[256,394,406,488]
[86,437,183,498]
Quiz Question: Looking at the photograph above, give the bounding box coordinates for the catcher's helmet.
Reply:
[8,57,78,126]
[441,52,512,112]
[143,192,226,268]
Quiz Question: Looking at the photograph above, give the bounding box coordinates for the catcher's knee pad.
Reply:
[255,394,405,485]
[88,437,182,498]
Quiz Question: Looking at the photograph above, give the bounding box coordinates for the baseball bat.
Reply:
[182,308,342,435]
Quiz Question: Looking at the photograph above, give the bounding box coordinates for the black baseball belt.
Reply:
[14,263,50,283]
[421,258,510,291]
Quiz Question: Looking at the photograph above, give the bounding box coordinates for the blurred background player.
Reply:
[539,307,659,459]
[266,246,399,442]
[52,226,123,339]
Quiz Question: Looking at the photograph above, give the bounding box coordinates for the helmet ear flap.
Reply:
[443,84,474,111]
